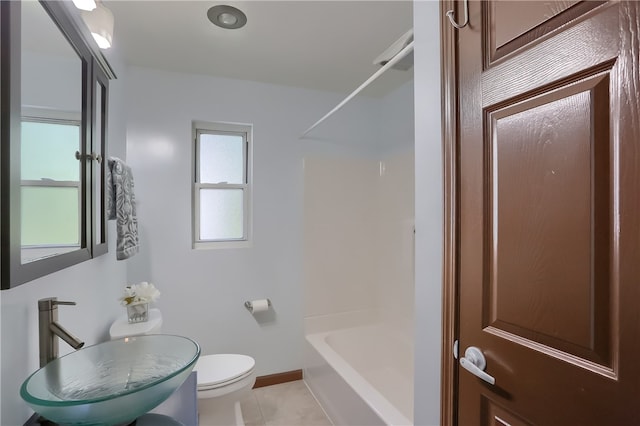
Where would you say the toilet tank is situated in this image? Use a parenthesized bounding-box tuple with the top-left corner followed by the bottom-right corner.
(109, 308, 163, 339)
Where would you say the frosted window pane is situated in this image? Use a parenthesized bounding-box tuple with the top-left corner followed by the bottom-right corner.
(22, 186, 79, 245)
(199, 189, 244, 240)
(199, 134, 244, 184)
(21, 121, 80, 181)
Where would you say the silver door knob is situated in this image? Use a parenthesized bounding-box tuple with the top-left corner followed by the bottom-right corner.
(460, 346, 496, 385)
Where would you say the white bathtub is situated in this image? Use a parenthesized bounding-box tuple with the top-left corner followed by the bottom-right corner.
(304, 325, 414, 425)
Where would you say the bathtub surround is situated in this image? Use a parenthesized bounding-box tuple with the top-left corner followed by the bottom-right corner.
(304, 156, 381, 317)
(303, 72, 416, 423)
(303, 153, 415, 424)
(301, 8, 444, 422)
(303, 81, 415, 323)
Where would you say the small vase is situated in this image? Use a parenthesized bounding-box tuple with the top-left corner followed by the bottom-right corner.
(127, 302, 149, 323)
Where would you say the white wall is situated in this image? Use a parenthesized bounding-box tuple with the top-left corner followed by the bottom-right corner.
(0, 49, 129, 425)
(124, 66, 381, 376)
(413, 1, 444, 425)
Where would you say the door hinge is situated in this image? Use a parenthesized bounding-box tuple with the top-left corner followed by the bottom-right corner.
(453, 339, 459, 360)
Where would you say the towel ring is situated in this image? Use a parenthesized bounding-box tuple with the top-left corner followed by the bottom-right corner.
(446, 0, 469, 29)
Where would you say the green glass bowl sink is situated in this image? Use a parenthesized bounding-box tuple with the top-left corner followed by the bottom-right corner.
(20, 334, 200, 426)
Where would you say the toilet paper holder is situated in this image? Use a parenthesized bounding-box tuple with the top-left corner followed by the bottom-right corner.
(244, 299, 272, 312)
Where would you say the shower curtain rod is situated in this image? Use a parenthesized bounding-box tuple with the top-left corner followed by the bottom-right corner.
(300, 40, 415, 138)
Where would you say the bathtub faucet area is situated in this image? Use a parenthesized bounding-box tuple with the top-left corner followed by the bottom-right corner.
(38, 297, 84, 367)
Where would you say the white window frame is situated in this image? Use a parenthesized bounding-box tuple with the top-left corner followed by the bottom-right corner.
(21, 108, 82, 255)
(192, 121, 253, 249)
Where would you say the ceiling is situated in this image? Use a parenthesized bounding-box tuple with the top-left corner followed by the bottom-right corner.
(105, 1, 413, 97)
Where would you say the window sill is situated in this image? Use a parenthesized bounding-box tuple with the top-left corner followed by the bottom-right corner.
(193, 240, 253, 250)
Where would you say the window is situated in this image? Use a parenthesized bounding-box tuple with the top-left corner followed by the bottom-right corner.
(21, 116, 82, 262)
(193, 121, 252, 248)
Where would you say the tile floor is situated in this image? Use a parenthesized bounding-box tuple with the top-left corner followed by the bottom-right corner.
(198, 380, 332, 426)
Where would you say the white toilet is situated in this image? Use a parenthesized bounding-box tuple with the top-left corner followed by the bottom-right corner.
(109, 309, 256, 426)
(109, 308, 163, 339)
(193, 354, 257, 426)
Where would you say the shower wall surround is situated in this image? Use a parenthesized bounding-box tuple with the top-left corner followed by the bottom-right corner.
(304, 80, 415, 336)
(303, 152, 415, 333)
(302, 80, 415, 424)
(304, 156, 381, 317)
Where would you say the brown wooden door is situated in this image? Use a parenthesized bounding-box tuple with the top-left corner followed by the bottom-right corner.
(455, 1, 640, 424)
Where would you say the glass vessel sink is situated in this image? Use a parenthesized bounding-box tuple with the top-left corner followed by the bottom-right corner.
(20, 334, 200, 426)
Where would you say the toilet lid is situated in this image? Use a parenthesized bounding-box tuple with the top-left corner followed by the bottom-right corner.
(194, 354, 255, 388)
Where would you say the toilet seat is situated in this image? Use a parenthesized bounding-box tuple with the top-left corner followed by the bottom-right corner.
(194, 354, 255, 390)
(198, 369, 254, 391)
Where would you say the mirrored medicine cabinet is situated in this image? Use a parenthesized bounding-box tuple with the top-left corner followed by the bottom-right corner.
(1, 0, 116, 289)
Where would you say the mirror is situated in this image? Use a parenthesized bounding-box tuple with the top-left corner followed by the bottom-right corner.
(21, 0, 84, 263)
(1, 1, 114, 288)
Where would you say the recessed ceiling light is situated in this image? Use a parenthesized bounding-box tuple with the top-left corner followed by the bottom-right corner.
(81, 3, 114, 49)
(207, 5, 247, 30)
(72, 0, 96, 11)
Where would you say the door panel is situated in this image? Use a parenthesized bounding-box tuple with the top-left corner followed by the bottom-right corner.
(492, 1, 580, 47)
(456, 1, 640, 424)
(486, 73, 613, 367)
(482, 397, 531, 426)
(485, 1, 605, 65)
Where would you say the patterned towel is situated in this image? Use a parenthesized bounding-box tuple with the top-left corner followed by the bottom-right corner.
(107, 157, 139, 260)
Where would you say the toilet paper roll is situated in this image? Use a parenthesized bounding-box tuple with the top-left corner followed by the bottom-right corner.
(247, 299, 270, 314)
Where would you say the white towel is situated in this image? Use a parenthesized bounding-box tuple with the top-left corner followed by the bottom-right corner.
(107, 157, 139, 260)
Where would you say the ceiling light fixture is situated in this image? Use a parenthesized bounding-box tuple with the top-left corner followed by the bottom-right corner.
(72, 0, 96, 11)
(207, 5, 247, 30)
(82, 2, 114, 49)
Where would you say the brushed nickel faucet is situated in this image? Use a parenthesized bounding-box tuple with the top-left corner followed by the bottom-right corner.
(38, 297, 85, 367)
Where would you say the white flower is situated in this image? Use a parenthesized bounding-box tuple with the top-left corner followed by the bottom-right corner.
(135, 281, 161, 302)
(120, 282, 160, 305)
